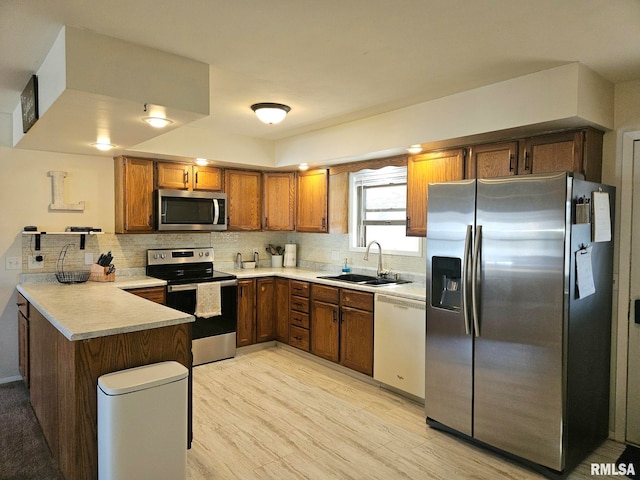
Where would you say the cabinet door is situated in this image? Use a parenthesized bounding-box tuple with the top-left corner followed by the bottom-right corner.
(519, 131, 583, 176)
(467, 141, 518, 179)
(297, 169, 328, 233)
(275, 278, 290, 343)
(406, 148, 465, 237)
(194, 166, 223, 191)
(18, 311, 29, 387)
(114, 157, 155, 233)
(127, 286, 166, 304)
(225, 169, 262, 231)
(311, 300, 339, 362)
(157, 162, 190, 190)
(256, 278, 275, 343)
(340, 306, 373, 376)
(236, 279, 256, 347)
(263, 172, 296, 231)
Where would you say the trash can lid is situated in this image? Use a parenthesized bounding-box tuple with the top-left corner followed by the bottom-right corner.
(98, 361, 188, 395)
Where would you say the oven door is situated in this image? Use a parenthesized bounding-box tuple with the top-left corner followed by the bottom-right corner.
(166, 280, 237, 365)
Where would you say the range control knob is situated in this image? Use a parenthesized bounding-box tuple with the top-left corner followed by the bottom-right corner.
(161, 253, 166, 259)
(205, 251, 210, 257)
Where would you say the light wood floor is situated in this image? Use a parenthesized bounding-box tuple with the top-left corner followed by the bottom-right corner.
(187, 346, 624, 479)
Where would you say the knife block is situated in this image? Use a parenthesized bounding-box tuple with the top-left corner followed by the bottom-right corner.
(88, 263, 115, 282)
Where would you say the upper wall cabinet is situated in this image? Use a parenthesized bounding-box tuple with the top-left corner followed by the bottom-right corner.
(225, 169, 262, 231)
(263, 172, 296, 231)
(297, 169, 329, 233)
(114, 156, 155, 233)
(518, 128, 603, 182)
(467, 141, 519, 179)
(406, 148, 466, 237)
(156, 162, 223, 191)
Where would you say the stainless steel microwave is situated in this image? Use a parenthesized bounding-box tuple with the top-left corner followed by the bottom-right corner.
(156, 189, 227, 231)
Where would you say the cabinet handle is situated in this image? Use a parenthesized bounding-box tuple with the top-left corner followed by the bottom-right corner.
(333, 311, 337, 323)
(265, 217, 268, 228)
(16, 302, 26, 307)
(524, 151, 530, 171)
(195, 172, 199, 184)
(397, 374, 405, 380)
(509, 153, 514, 172)
(240, 286, 244, 298)
(322, 217, 326, 229)
(406, 217, 410, 228)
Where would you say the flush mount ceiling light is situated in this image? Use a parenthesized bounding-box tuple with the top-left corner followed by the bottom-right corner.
(142, 103, 173, 128)
(250, 102, 291, 124)
(407, 145, 423, 154)
(298, 163, 309, 171)
(195, 158, 208, 166)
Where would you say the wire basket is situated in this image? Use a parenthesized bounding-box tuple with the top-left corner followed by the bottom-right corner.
(55, 244, 90, 284)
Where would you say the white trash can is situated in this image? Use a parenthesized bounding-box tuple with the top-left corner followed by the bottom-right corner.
(97, 361, 188, 480)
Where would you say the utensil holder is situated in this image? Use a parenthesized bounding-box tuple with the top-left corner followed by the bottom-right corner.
(271, 255, 283, 268)
(88, 263, 115, 282)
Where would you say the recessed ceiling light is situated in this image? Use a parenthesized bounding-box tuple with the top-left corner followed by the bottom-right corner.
(142, 116, 174, 128)
(195, 158, 208, 166)
(92, 141, 115, 151)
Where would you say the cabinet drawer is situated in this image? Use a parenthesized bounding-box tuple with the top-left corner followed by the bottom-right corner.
(312, 284, 339, 304)
(341, 289, 374, 311)
(289, 325, 310, 351)
(290, 280, 310, 298)
(290, 296, 310, 313)
(127, 286, 166, 304)
(17, 292, 29, 318)
(290, 310, 310, 329)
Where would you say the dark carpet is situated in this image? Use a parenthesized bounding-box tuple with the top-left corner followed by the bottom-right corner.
(616, 444, 640, 479)
(0, 381, 63, 480)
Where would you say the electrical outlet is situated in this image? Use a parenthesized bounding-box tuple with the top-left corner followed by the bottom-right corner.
(85, 253, 94, 265)
(6, 256, 21, 270)
(28, 255, 44, 269)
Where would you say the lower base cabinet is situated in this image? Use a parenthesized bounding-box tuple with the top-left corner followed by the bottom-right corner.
(237, 277, 278, 347)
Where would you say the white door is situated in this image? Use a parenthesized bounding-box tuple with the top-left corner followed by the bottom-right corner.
(627, 139, 640, 444)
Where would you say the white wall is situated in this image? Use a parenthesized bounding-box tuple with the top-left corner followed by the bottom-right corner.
(0, 147, 114, 381)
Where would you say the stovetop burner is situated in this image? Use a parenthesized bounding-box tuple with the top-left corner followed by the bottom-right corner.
(146, 248, 236, 284)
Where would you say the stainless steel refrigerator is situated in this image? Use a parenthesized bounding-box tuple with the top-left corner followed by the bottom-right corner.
(425, 172, 614, 474)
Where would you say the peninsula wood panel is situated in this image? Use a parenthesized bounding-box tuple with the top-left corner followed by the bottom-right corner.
(263, 172, 296, 231)
(28, 304, 192, 480)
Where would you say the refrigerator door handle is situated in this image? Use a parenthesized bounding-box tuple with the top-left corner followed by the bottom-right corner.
(462, 225, 472, 335)
(472, 225, 482, 337)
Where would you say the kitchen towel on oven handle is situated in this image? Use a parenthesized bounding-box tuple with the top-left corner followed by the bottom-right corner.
(194, 282, 222, 318)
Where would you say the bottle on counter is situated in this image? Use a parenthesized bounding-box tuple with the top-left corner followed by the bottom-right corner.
(342, 258, 351, 273)
(235, 252, 242, 268)
(254, 251, 259, 266)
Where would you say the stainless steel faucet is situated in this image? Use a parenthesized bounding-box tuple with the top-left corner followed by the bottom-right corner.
(363, 241, 383, 277)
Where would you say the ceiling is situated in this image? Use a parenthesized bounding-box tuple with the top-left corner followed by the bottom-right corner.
(1, 0, 639, 161)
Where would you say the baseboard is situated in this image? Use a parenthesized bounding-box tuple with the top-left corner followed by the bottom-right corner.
(0, 375, 23, 385)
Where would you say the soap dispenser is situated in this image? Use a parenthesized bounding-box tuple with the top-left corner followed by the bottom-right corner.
(342, 258, 351, 273)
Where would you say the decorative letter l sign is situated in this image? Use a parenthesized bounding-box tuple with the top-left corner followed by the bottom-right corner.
(48, 171, 85, 211)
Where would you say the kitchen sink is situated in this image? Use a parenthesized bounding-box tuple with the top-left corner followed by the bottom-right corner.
(316, 273, 411, 287)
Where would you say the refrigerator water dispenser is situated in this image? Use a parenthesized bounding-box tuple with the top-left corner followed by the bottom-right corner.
(432, 256, 461, 310)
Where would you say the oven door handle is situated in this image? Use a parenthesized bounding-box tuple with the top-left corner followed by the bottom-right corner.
(167, 279, 238, 293)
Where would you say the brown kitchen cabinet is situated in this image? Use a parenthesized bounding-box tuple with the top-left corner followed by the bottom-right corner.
(17, 292, 29, 387)
(275, 278, 290, 343)
(311, 284, 340, 363)
(236, 278, 256, 347)
(289, 280, 310, 351)
(225, 169, 262, 231)
(156, 162, 223, 191)
(406, 148, 465, 237)
(340, 289, 374, 376)
(126, 286, 166, 304)
(297, 169, 329, 233)
(263, 172, 296, 231)
(467, 141, 519, 179)
(114, 156, 155, 233)
(518, 128, 603, 182)
(256, 277, 276, 343)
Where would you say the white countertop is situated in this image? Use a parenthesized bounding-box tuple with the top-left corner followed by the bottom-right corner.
(227, 267, 427, 301)
(17, 268, 425, 342)
(17, 277, 193, 342)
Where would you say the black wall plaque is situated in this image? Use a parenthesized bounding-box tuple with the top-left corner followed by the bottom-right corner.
(21, 75, 39, 134)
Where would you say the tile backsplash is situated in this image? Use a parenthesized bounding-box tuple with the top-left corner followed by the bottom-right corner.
(21, 231, 426, 281)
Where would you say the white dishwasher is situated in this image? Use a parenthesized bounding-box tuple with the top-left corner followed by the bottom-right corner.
(374, 293, 426, 399)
